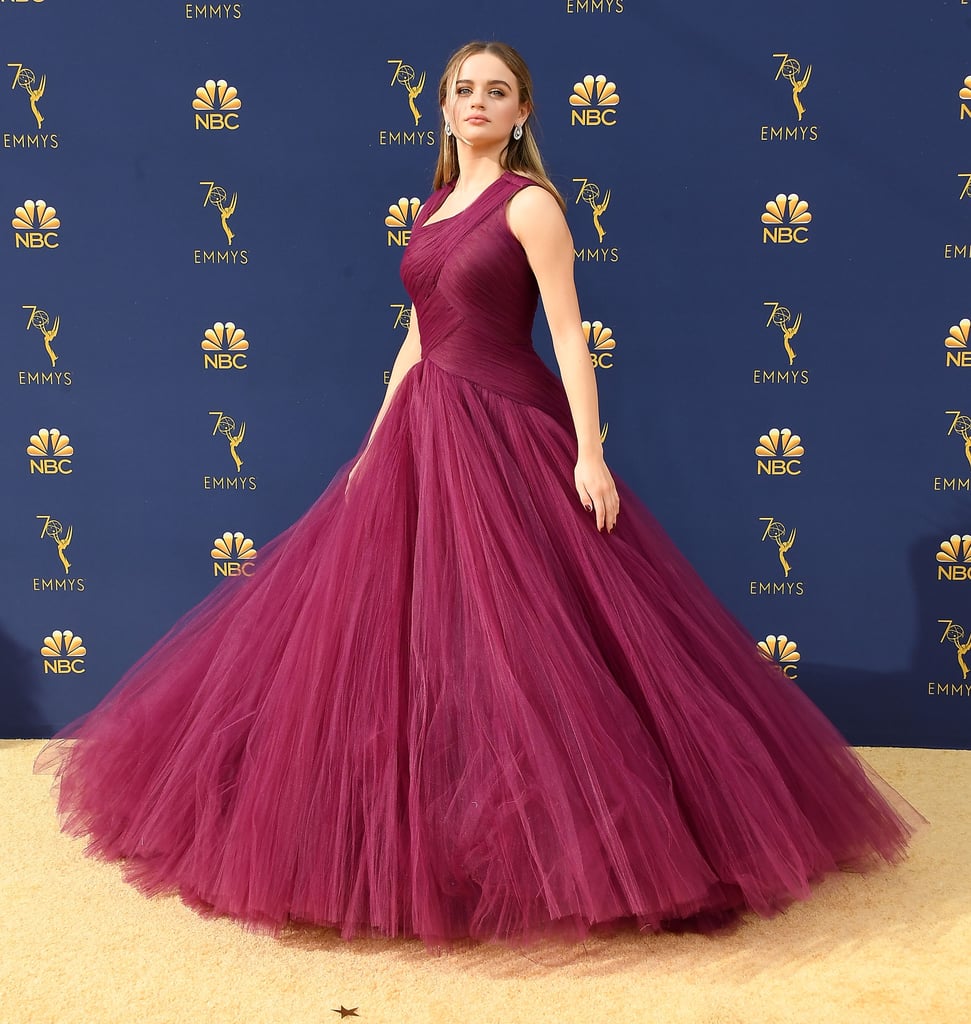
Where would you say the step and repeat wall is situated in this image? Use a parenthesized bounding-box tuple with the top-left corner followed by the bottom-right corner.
(3, 1, 969, 748)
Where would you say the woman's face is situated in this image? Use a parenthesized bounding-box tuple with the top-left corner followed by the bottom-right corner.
(444, 52, 529, 148)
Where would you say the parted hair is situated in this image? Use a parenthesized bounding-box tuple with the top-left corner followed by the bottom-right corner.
(433, 41, 566, 213)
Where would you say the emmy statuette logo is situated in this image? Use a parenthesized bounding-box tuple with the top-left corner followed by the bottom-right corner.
(750, 518, 804, 596)
(13, 199, 59, 249)
(386, 197, 421, 246)
(756, 428, 804, 476)
(934, 411, 971, 491)
(761, 54, 817, 142)
(758, 635, 800, 679)
(37, 515, 72, 574)
(4, 62, 56, 148)
(211, 532, 257, 577)
(41, 630, 86, 675)
(209, 411, 245, 472)
(202, 321, 248, 370)
(380, 60, 435, 146)
(27, 427, 73, 475)
(34, 514, 84, 592)
(765, 302, 801, 366)
(569, 74, 620, 126)
(761, 194, 811, 244)
(754, 302, 810, 385)
(204, 410, 256, 491)
(8, 63, 44, 128)
(939, 620, 971, 681)
(583, 320, 616, 369)
(17, 305, 71, 386)
(196, 182, 247, 263)
(774, 54, 811, 121)
(931, 620, 971, 696)
(572, 178, 618, 263)
(193, 79, 241, 130)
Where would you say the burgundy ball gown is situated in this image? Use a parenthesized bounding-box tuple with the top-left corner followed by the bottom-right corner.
(33, 171, 925, 951)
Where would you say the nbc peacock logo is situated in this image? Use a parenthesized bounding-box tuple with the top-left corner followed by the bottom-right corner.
(13, 198, 59, 249)
(386, 197, 421, 246)
(211, 531, 257, 577)
(569, 74, 620, 126)
(201, 321, 248, 370)
(936, 535, 971, 581)
(27, 427, 73, 475)
(583, 320, 616, 369)
(944, 319, 971, 369)
(756, 427, 803, 476)
(960, 76, 971, 120)
(41, 629, 86, 675)
(761, 194, 811, 244)
(758, 634, 800, 679)
(193, 79, 241, 130)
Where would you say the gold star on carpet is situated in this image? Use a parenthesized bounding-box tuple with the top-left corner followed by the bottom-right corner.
(331, 1007, 359, 1019)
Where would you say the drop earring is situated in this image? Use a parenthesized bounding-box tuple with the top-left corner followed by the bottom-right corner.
(513, 123, 523, 141)
(445, 122, 453, 137)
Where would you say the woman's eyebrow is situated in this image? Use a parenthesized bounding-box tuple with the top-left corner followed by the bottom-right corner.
(456, 78, 512, 89)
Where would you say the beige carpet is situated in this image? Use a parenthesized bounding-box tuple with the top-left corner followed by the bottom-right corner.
(2, 740, 968, 1024)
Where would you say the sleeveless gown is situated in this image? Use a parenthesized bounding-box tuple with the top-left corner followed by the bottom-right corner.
(33, 171, 926, 951)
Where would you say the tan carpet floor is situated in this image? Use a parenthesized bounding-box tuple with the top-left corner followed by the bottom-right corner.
(1, 739, 968, 1024)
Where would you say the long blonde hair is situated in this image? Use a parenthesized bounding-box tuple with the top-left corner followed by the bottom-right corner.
(433, 41, 566, 213)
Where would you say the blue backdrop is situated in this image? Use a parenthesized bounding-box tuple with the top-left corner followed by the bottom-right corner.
(2, 0, 969, 748)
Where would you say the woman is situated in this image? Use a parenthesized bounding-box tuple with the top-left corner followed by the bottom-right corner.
(35, 41, 925, 952)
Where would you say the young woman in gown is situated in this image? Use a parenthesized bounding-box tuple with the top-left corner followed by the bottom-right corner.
(34, 41, 926, 952)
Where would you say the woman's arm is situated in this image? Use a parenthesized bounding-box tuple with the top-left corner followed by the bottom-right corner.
(507, 187, 619, 532)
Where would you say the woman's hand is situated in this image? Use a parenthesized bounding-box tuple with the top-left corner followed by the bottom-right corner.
(575, 454, 619, 532)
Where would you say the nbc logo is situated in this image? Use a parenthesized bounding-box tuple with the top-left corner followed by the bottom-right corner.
(569, 74, 619, 126)
(761, 194, 811, 244)
(12, 199, 59, 249)
(960, 77, 971, 120)
(583, 320, 616, 369)
(27, 427, 73, 475)
(758, 634, 800, 679)
(756, 427, 803, 476)
(193, 79, 241, 130)
(945, 319, 971, 368)
(936, 535, 971, 581)
(211, 531, 257, 577)
(202, 321, 248, 370)
(41, 630, 86, 675)
(386, 197, 421, 246)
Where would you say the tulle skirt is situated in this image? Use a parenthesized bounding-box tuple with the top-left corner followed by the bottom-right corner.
(34, 356, 926, 951)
